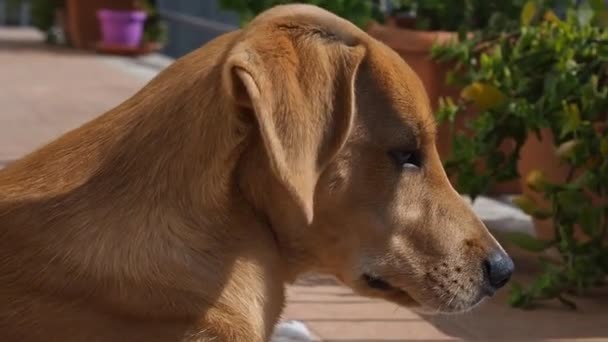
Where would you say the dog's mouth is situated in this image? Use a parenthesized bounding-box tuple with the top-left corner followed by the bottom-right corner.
(358, 273, 420, 307)
(359, 271, 486, 314)
(362, 273, 409, 295)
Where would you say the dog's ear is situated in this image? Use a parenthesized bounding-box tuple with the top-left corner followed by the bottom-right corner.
(223, 34, 365, 224)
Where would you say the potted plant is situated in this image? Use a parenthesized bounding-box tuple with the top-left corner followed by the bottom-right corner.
(432, 0, 608, 309)
(94, 0, 167, 55)
(97, 8, 147, 49)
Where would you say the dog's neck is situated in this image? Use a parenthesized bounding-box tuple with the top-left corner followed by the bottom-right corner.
(0, 39, 286, 340)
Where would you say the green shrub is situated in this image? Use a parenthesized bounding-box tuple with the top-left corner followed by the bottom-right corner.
(220, 0, 528, 33)
(433, 0, 608, 309)
(136, 0, 168, 44)
(30, 0, 58, 33)
(391, 0, 526, 32)
(219, 0, 383, 28)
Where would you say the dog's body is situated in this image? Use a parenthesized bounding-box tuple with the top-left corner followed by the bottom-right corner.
(0, 5, 513, 341)
(0, 29, 286, 341)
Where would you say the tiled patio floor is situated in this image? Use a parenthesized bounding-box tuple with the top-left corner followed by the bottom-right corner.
(0, 28, 149, 165)
(285, 251, 608, 341)
(2, 27, 608, 342)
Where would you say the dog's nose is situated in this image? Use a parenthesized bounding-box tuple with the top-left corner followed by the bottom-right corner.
(483, 250, 514, 291)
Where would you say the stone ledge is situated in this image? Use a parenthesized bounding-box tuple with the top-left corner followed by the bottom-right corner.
(464, 195, 535, 237)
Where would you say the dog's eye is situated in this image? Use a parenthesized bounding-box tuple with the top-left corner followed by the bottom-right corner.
(388, 150, 422, 170)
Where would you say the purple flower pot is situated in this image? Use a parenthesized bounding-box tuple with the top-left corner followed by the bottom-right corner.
(97, 9, 147, 48)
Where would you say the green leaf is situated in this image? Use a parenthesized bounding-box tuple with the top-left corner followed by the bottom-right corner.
(572, 171, 597, 188)
(436, 97, 460, 123)
(530, 273, 554, 297)
(600, 252, 608, 273)
(561, 103, 582, 137)
(507, 232, 554, 252)
(596, 10, 608, 27)
(556, 190, 586, 211)
(600, 137, 608, 157)
(521, 1, 537, 26)
(580, 207, 601, 237)
(512, 195, 539, 215)
(508, 282, 534, 308)
(589, 0, 606, 12)
(577, 1, 594, 26)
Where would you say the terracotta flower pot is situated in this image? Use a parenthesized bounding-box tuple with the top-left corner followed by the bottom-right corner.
(385, 13, 417, 30)
(367, 22, 521, 195)
(518, 125, 607, 240)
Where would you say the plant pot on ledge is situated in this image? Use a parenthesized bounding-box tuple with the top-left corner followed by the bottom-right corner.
(98, 9, 147, 47)
(518, 124, 608, 240)
(367, 22, 521, 195)
(95, 9, 155, 56)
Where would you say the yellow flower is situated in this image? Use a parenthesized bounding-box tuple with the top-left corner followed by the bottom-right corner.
(521, 1, 537, 26)
(543, 10, 560, 23)
(460, 82, 506, 112)
(525, 170, 547, 192)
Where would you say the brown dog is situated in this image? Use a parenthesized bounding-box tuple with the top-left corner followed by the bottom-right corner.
(0, 4, 513, 341)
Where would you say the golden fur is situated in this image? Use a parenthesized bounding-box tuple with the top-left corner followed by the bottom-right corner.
(0, 4, 508, 341)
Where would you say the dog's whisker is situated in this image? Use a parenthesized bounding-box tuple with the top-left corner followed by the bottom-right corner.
(445, 287, 459, 308)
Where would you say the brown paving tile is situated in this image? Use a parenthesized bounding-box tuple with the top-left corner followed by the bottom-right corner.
(284, 276, 468, 341)
(307, 321, 460, 341)
(285, 273, 608, 341)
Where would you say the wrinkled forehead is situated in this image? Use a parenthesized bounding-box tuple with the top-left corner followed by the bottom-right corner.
(355, 43, 436, 148)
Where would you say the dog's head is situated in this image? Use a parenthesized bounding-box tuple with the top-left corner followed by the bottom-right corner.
(224, 4, 513, 313)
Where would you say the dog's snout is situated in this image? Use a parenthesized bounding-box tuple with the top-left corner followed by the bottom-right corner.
(483, 250, 514, 291)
